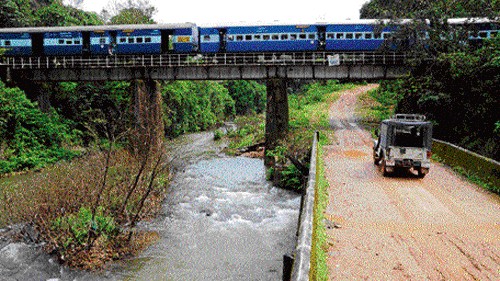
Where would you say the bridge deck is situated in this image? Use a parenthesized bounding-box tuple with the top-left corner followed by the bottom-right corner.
(1, 52, 411, 81)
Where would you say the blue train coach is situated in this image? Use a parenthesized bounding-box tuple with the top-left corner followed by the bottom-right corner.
(225, 24, 320, 52)
(325, 20, 397, 52)
(114, 28, 161, 55)
(0, 32, 32, 56)
(43, 31, 83, 56)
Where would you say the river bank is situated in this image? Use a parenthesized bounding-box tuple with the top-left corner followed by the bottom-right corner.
(0, 128, 301, 280)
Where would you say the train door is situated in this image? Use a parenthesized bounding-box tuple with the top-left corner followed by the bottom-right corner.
(82, 31, 91, 56)
(109, 31, 117, 54)
(161, 30, 173, 53)
(31, 33, 44, 56)
(219, 28, 227, 52)
(317, 26, 326, 51)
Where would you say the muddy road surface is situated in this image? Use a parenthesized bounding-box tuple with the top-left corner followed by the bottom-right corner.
(324, 85, 500, 280)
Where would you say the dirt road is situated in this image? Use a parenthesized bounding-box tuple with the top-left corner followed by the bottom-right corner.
(323, 85, 500, 280)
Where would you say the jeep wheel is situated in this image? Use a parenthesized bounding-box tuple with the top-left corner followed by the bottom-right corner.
(417, 168, 428, 178)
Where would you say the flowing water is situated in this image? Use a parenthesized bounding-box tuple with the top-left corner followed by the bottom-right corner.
(115, 130, 301, 280)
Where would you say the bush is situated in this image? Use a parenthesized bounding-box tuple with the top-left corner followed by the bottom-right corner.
(213, 129, 224, 140)
(0, 81, 79, 173)
(51, 206, 118, 249)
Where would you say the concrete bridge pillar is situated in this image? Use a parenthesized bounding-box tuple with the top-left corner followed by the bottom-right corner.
(265, 78, 289, 156)
(130, 79, 164, 156)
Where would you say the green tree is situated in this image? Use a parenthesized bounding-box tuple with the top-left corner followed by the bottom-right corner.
(162, 81, 235, 137)
(53, 82, 132, 144)
(396, 38, 500, 159)
(103, 0, 157, 24)
(33, 0, 102, 26)
(360, 0, 499, 19)
(0, 0, 34, 27)
(224, 80, 266, 115)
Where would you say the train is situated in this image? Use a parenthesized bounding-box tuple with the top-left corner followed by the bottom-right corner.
(0, 18, 498, 57)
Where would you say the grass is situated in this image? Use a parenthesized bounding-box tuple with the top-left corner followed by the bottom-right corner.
(221, 114, 265, 154)
(356, 82, 402, 137)
(310, 142, 330, 281)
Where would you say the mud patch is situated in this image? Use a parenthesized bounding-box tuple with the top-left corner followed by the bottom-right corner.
(343, 150, 368, 158)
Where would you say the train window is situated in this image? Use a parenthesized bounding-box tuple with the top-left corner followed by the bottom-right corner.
(327, 33, 334, 39)
(299, 34, 306, 39)
(479, 32, 487, 38)
(374, 33, 382, 39)
(145, 37, 152, 43)
(128, 38, 134, 43)
(137, 37, 143, 43)
(67, 40, 73, 45)
(120, 38, 126, 43)
(382, 33, 391, 39)
(227, 35, 234, 41)
(263, 35, 270, 40)
(308, 33, 315, 39)
(290, 34, 297, 40)
(99, 38, 106, 44)
(74, 40, 80, 45)
(59, 39, 65, 44)
(203, 35, 210, 42)
(336, 33, 344, 39)
(236, 35, 243, 41)
(5, 40, 10, 46)
(355, 33, 363, 39)
(245, 35, 252, 41)
(491, 31, 498, 38)
(281, 34, 288, 40)
(254, 34, 261, 40)
(345, 33, 353, 39)
(272, 34, 279, 40)
(365, 33, 372, 39)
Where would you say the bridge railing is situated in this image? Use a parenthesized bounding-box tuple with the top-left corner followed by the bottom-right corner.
(1, 52, 408, 70)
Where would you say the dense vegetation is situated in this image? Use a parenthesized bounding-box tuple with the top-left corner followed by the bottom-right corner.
(0, 81, 79, 173)
(360, 0, 499, 19)
(360, 0, 500, 161)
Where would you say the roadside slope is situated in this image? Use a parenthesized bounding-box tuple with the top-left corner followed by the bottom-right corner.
(323, 85, 500, 280)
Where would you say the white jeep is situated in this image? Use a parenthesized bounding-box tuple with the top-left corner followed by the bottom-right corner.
(373, 114, 433, 178)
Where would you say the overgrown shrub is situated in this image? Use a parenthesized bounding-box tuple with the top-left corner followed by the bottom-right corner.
(0, 148, 169, 269)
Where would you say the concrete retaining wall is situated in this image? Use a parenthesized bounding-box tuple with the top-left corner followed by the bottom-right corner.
(288, 131, 319, 281)
(433, 139, 500, 190)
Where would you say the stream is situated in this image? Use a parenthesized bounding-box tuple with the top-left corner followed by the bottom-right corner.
(0, 129, 301, 281)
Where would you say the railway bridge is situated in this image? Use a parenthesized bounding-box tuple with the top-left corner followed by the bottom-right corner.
(0, 51, 410, 150)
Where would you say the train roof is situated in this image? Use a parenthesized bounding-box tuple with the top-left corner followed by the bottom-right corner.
(198, 19, 415, 28)
(447, 17, 499, 24)
(0, 23, 196, 33)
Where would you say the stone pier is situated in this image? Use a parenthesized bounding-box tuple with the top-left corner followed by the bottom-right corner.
(265, 79, 289, 155)
(130, 79, 164, 156)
